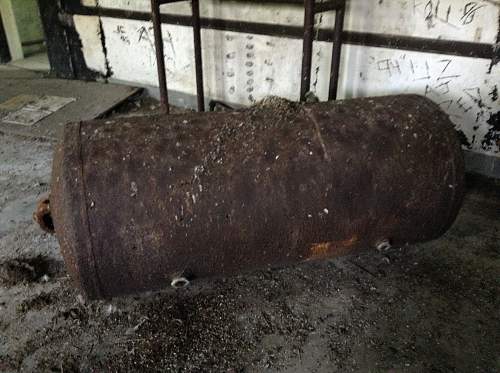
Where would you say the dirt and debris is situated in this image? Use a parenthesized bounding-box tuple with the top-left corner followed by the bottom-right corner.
(0, 257, 60, 286)
(107, 93, 194, 118)
(0, 97, 499, 372)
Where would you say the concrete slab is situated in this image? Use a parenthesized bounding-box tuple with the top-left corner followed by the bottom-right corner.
(0, 68, 140, 140)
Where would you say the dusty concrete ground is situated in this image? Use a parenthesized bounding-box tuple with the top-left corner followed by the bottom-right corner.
(0, 102, 499, 372)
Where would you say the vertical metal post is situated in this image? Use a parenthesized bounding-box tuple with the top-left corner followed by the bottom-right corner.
(328, 1, 345, 101)
(151, 0, 169, 114)
(300, 0, 315, 102)
(191, 0, 205, 112)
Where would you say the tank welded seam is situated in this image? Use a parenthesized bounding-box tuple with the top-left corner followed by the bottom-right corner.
(413, 97, 458, 235)
(303, 107, 331, 162)
(423, 96, 460, 234)
(77, 122, 104, 298)
(443, 124, 460, 233)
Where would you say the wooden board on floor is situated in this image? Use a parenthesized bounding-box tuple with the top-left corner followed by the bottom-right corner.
(0, 69, 140, 140)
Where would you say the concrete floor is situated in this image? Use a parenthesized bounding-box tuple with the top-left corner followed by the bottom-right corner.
(8, 52, 50, 72)
(0, 100, 499, 372)
(0, 66, 140, 140)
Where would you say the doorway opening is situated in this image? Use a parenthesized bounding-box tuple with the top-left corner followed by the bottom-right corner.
(0, 0, 49, 71)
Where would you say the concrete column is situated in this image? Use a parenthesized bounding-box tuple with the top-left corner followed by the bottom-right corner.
(0, 0, 23, 61)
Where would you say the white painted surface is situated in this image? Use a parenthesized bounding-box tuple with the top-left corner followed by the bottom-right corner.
(74, 15, 107, 74)
(346, 0, 499, 43)
(75, 0, 500, 158)
(97, 0, 306, 26)
(96, 0, 498, 43)
(98, 18, 314, 102)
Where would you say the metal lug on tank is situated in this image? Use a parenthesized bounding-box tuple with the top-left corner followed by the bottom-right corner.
(170, 275, 191, 289)
(33, 194, 54, 234)
(375, 239, 392, 252)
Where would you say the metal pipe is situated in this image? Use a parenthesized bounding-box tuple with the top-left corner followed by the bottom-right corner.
(328, 1, 345, 100)
(151, 0, 169, 114)
(300, 0, 315, 101)
(191, 0, 205, 112)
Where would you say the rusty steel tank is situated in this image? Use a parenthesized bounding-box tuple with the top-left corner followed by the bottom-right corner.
(46, 95, 464, 299)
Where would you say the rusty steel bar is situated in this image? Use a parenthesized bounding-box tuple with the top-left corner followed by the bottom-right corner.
(328, 0, 345, 100)
(50, 95, 465, 299)
(192, 0, 205, 112)
(300, 0, 315, 101)
(314, 0, 344, 13)
(151, 0, 169, 114)
(300, 0, 345, 101)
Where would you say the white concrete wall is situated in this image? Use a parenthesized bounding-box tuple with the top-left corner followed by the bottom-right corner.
(74, 0, 500, 157)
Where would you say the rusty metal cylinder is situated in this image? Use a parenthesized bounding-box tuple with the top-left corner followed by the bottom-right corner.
(51, 95, 464, 299)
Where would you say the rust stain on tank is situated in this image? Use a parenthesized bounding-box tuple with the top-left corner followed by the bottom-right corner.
(309, 236, 358, 260)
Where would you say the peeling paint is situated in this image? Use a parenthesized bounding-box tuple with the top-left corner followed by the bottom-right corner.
(457, 129, 472, 149)
(482, 111, 500, 151)
(98, 17, 113, 79)
(487, 13, 500, 72)
(73, 15, 107, 76)
(490, 85, 499, 102)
